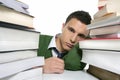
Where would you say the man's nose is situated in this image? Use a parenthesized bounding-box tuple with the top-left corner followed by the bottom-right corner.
(70, 34, 77, 43)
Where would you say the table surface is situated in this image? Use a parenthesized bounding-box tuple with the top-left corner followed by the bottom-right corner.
(43, 70, 99, 80)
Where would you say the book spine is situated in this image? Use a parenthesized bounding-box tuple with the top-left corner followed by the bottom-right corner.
(87, 65, 120, 80)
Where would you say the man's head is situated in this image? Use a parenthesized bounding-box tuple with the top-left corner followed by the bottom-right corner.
(57, 10, 91, 52)
(65, 10, 91, 25)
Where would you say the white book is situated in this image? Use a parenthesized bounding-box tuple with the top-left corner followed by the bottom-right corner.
(79, 38, 120, 51)
(1, 68, 43, 80)
(0, 22, 40, 52)
(87, 16, 120, 29)
(82, 49, 120, 74)
(0, 50, 37, 64)
(0, 57, 44, 79)
(9, 68, 43, 80)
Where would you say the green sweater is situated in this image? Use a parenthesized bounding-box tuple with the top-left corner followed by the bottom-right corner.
(37, 34, 86, 70)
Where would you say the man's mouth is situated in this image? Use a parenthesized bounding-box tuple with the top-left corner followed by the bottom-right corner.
(66, 42, 74, 48)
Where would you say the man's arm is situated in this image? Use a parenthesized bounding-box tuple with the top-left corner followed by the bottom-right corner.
(43, 57, 64, 74)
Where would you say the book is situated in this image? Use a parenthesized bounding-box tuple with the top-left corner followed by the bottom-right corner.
(0, 0, 29, 14)
(91, 13, 117, 23)
(87, 65, 120, 80)
(94, 0, 120, 19)
(81, 49, 120, 74)
(0, 68, 43, 80)
(0, 57, 44, 79)
(87, 16, 120, 29)
(79, 38, 120, 51)
(0, 22, 40, 52)
(89, 24, 120, 36)
(4, 68, 43, 80)
(91, 32, 120, 38)
(1, 66, 43, 80)
(0, 4, 34, 28)
(98, 0, 108, 10)
(0, 50, 37, 64)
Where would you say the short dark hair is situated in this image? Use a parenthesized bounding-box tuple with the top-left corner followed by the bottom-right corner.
(65, 10, 91, 25)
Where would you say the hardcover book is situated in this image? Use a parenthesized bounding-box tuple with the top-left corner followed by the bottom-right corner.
(0, 4, 34, 28)
(79, 38, 120, 51)
(87, 16, 120, 29)
(87, 65, 120, 80)
(82, 49, 120, 75)
(0, 22, 40, 52)
(89, 24, 120, 36)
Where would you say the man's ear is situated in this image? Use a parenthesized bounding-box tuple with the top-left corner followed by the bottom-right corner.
(62, 23, 65, 31)
(62, 23, 65, 28)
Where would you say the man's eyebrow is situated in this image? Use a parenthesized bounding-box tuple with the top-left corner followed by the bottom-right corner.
(67, 26, 75, 31)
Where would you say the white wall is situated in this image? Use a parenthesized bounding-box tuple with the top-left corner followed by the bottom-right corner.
(20, 0, 98, 35)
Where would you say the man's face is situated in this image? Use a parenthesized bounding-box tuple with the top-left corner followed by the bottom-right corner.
(60, 18, 88, 51)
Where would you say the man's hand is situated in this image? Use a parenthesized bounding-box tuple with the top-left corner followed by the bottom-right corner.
(43, 57, 64, 74)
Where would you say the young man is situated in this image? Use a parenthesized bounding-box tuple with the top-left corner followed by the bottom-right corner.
(37, 10, 91, 74)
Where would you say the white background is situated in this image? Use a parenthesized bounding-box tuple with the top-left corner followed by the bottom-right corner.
(20, 0, 98, 35)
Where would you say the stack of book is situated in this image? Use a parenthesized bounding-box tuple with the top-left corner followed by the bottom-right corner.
(0, 1, 44, 80)
(79, 14, 120, 80)
(91, 0, 120, 23)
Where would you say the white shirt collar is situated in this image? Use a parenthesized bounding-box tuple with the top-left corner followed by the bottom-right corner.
(48, 35, 56, 49)
(48, 35, 58, 57)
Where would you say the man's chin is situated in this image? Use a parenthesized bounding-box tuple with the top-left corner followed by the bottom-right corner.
(65, 47, 72, 51)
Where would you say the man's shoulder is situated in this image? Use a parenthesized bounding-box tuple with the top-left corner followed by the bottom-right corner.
(40, 34, 53, 40)
(40, 34, 53, 37)
(39, 34, 53, 46)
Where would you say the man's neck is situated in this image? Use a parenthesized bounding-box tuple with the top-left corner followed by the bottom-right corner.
(56, 34, 66, 53)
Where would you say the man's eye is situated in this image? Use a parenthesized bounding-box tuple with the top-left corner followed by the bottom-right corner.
(78, 34, 86, 39)
(68, 27, 74, 33)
